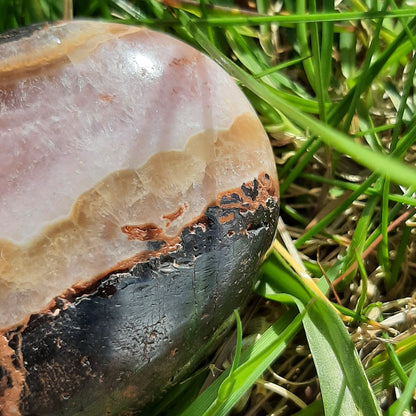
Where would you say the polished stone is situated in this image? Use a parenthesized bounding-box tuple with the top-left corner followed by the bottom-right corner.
(0, 21, 279, 415)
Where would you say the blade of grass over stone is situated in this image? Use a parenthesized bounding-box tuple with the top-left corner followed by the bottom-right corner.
(143, 369, 209, 416)
(180, 308, 301, 416)
(178, 12, 416, 190)
(244, 90, 284, 126)
(203, 314, 306, 416)
(231, 310, 243, 373)
(210, 310, 244, 413)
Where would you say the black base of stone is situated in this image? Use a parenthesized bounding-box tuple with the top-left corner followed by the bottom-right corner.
(1, 187, 279, 416)
(0, 23, 46, 44)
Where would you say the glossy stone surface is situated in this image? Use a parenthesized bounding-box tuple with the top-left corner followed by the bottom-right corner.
(0, 21, 279, 415)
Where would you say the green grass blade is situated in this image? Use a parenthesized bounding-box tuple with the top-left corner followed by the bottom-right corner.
(379, 178, 392, 286)
(391, 47, 416, 149)
(355, 248, 369, 317)
(368, 334, 416, 394)
(340, 191, 379, 279)
(328, 16, 416, 127)
(296, 0, 316, 91)
(293, 399, 324, 415)
(320, 0, 334, 97)
(295, 174, 378, 248)
(197, 8, 416, 26)
(203, 311, 305, 416)
(302, 297, 381, 416)
(340, 30, 357, 80)
(342, 0, 388, 133)
(384, 360, 416, 415)
(180, 308, 301, 416)
(278, 135, 319, 179)
(261, 250, 382, 415)
(254, 56, 310, 79)
(178, 13, 416, 190)
(280, 139, 323, 196)
(381, 331, 408, 387)
(309, 0, 327, 121)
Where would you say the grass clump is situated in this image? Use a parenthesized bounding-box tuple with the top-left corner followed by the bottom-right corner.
(3, 0, 416, 414)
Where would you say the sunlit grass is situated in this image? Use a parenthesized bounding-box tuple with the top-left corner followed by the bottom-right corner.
(3, 0, 416, 414)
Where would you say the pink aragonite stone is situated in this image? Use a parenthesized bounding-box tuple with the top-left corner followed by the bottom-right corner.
(0, 20, 278, 415)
